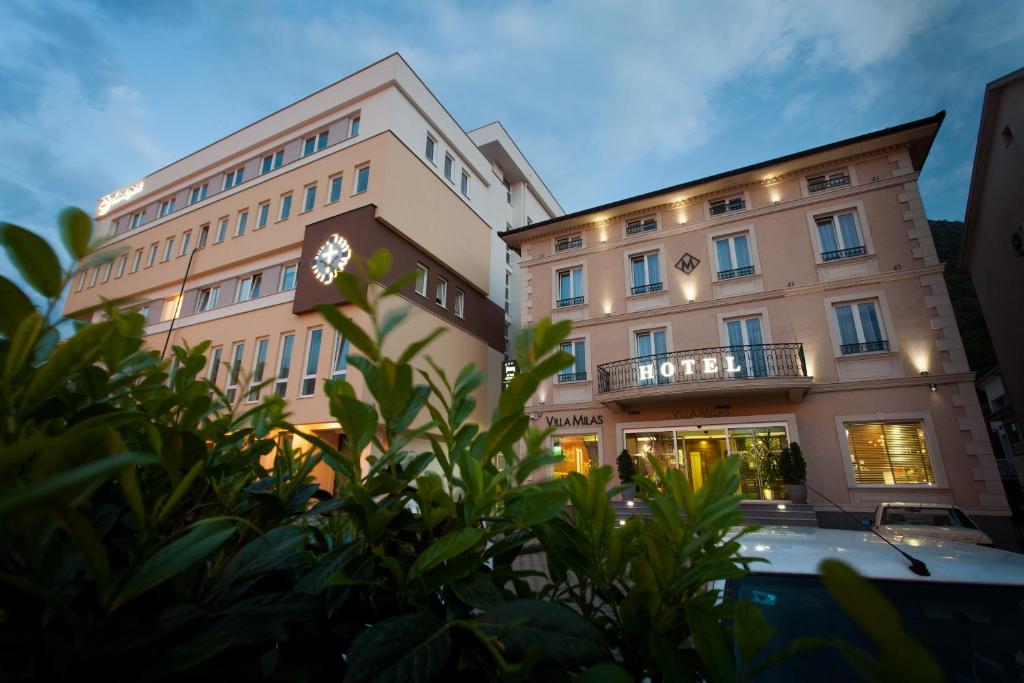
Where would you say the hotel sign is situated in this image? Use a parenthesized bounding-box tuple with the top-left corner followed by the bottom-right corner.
(546, 414, 604, 428)
(311, 233, 352, 284)
(502, 360, 519, 389)
(97, 180, 144, 216)
(639, 355, 743, 381)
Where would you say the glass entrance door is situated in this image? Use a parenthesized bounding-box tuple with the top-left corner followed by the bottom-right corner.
(676, 428, 728, 491)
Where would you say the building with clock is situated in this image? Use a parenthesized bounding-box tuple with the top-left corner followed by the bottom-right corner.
(64, 54, 561, 489)
(501, 112, 1015, 545)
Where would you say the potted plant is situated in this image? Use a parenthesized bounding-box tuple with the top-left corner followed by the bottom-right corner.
(617, 448, 637, 500)
(778, 442, 808, 504)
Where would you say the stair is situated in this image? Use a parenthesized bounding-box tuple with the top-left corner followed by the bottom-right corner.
(607, 499, 818, 527)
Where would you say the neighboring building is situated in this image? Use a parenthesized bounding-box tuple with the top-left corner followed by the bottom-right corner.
(962, 66, 1024, 502)
(64, 54, 561, 489)
(503, 112, 1016, 545)
(977, 367, 1023, 485)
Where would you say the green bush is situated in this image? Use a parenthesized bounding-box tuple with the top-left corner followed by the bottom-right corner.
(616, 447, 636, 484)
(778, 442, 807, 485)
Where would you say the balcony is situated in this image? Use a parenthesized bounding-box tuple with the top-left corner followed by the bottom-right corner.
(596, 343, 811, 405)
(555, 236, 583, 252)
(558, 371, 589, 383)
(840, 340, 889, 355)
(709, 199, 746, 216)
(808, 175, 850, 193)
(717, 265, 755, 280)
(556, 295, 585, 308)
(630, 282, 663, 295)
(821, 245, 867, 262)
(626, 219, 657, 235)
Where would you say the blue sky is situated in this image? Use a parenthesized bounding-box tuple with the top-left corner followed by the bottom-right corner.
(1, 0, 1023, 269)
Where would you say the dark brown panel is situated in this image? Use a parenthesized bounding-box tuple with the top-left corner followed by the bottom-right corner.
(293, 204, 505, 352)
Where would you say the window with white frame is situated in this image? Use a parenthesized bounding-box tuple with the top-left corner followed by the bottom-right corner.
(460, 170, 470, 197)
(634, 328, 668, 386)
(280, 264, 298, 291)
(260, 150, 284, 175)
(355, 165, 369, 194)
(328, 174, 343, 203)
(235, 210, 248, 236)
(131, 248, 143, 273)
(845, 420, 934, 485)
(807, 170, 850, 193)
(556, 266, 584, 307)
(349, 116, 360, 137)
(555, 234, 583, 252)
(625, 217, 657, 235)
(223, 167, 244, 190)
(709, 195, 745, 216)
(331, 332, 349, 380)
(303, 184, 317, 212)
(833, 299, 887, 355)
(208, 346, 223, 386)
(425, 134, 436, 163)
(279, 194, 292, 221)
(146, 243, 158, 268)
(275, 333, 294, 397)
(160, 296, 181, 322)
(714, 232, 755, 279)
(435, 276, 448, 308)
(215, 217, 228, 243)
(158, 198, 175, 218)
(101, 260, 112, 283)
(629, 252, 662, 295)
(195, 286, 219, 313)
(115, 254, 128, 279)
(300, 328, 322, 396)
(226, 342, 245, 402)
(454, 289, 465, 318)
(558, 339, 587, 382)
(816, 211, 865, 261)
(256, 202, 270, 229)
(197, 224, 209, 249)
(444, 154, 453, 180)
(303, 131, 329, 156)
(415, 264, 428, 296)
(503, 178, 511, 205)
(139, 303, 149, 321)
(724, 315, 767, 377)
(162, 237, 175, 262)
(75, 271, 86, 291)
(189, 184, 208, 205)
(179, 231, 192, 256)
(236, 274, 262, 302)
(130, 211, 145, 229)
(247, 337, 270, 402)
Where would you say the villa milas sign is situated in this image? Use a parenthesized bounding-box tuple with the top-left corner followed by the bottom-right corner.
(639, 355, 744, 381)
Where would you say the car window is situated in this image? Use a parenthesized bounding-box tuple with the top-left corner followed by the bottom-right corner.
(881, 507, 958, 527)
(727, 574, 1024, 681)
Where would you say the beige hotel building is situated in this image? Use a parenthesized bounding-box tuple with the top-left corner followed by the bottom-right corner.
(502, 113, 1014, 542)
(64, 54, 561, 489)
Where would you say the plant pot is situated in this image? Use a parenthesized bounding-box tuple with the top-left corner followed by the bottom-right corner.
(786, 484, 808, 504)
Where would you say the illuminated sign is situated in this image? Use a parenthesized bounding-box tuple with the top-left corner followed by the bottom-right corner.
(97, 180, 144, 216)
(312, 233, 352, 284)
(502, 360, 519, 389)
(545, 414, 604, 427)
(638, 355, 742, 381)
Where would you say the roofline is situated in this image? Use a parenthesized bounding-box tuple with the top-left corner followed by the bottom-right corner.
(500, 111, 946, 239)
(960, 66, 1024, 272)
(468, 120, 565, 214)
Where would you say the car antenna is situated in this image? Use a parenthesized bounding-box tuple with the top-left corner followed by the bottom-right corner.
(805, 483, 930, 577)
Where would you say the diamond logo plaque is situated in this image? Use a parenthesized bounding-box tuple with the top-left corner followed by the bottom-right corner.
(674, 252, 701, 274)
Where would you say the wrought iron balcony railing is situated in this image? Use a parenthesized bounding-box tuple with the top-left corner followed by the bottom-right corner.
(597, 343, 807, 393)
(558, 371, 589, 383)
(626, 219, 657, 235)
(821, 245, 867, 261)
(717, 265, 756, 280)
(840, 340, 889, 355)
(555, 236, 583, 252)
(630, 282, 663, 296)
(556, 296, 585, 308)
(709, 199, 746, 216)
(808, 175, 850, 193)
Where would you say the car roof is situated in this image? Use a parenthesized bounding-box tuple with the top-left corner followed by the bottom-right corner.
(738, 527, 1024, 585)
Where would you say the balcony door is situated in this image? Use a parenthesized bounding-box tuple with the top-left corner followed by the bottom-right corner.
(725, 317, 767, 377)
(635, 328, 668, 386)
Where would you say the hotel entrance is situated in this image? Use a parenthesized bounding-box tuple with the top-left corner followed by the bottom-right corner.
(624, 424, 789, 499)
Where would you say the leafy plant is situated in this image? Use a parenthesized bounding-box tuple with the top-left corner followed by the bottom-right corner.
(777, 442, 806, 485)
(616, 447, 635, 484)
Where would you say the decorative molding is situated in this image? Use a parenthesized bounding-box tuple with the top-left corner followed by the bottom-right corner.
(951, 381, 1010, 510)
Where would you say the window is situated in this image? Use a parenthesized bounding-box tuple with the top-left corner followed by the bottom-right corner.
(179, 231, 192, 256)
(454, 289, 465, 318)
(807, 170, 850, 193)
(460, 170, 470, 197)
(257, 202, 270, 229)
(725, 316, 767, 377)
(215, 217, 228, 243)
(101, 261, 112, 283)
(555, 235, 583, 252)
(115, 254, 127, 278)
(74, 271, 86, 292)
(130, 211, 145, 229)
(303, 184, 317, 212)
(714, 233, 755, 279)
(162, 237, 175, 262)
(275, 333, 294, 397)
(139, 303, 149, 321)
(247, 338, 270, 402)
(552, 434, 598, 477)
(558, 339, 587, 382)
(355, 166, 369, 194)
(278, 264, 297, 291)
(630, 252, 662, 295)
(146, 243, 158, 268)
(635, 329, 668, 386)
(300, 328, 322, 396)
(223, 167, 244, 190)
(845, 421, 934, 485)
(131, 248, 143, 273)
(236, 274, 262, 302)
(331, 332, 349, 380)
(260, 150, 284, 175)
(235, 210, 248, 236)
(197, 224, 209, 249)
(349, 116, 360, 137)
(556, 266, 584, 307)
(189, 184, 208, 205)
(303, 131, 328, 156)
(505, 271, 511, 313)
(626, 217, 657, 235)
(834, 300, 887, 354)
(195, 286, 219, 313)
(86, 267, 96, 288)
(415, 264, 428, 296)
(226, 342, 244, 402)
(279, 193, 292, 221)
(208, 346, 223, 385)
(158, 198, 175, 218)
(161, 296, 181, 322)
(817, 211, 865, 261)
(329, 175, 343, 203)
(435, 276, 448, 308)
(503, 178, 511, 205)
(709, 195, 745, 216)
(444, 154, 453, 180)
(425, 134, 435, 162)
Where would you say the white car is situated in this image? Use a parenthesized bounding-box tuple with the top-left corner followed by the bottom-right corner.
(871, 501, 994, 546)
(725, 527, 1024, 680)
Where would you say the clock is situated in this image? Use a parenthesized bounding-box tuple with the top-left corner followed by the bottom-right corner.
(311, 233, 352, 284)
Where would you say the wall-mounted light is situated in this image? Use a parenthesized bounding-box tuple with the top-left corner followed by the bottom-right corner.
(919, 370, 929, 377)
(929, 384, 937, 392)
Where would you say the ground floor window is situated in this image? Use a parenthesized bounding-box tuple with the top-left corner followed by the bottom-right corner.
(624, 424, 789, 499)
(552, 434, 599, 478)
(845, 421, 934, 485)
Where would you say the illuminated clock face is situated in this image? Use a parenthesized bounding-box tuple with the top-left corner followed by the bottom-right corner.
(311, 233, 352, 284)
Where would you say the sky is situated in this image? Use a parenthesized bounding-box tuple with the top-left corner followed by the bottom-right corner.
(1, 0, 1023, 283)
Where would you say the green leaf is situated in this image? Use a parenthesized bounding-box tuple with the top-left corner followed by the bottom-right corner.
(410, 527, 483, 577)
(477, 599, 607, 666)
(18, 319, 115, 416)
(3, 311, 45, 382)
(344, 613, 452, 683)
(58, 207, 93, 259)
(0, 451, 158, 517)
(0, 223, 64, 298)
(683, 603, 737, 682)
(153, 458, 205, 526)
(114, 519, 236, 606)
(0, 275, 35, 337)
(317, 304, 378, 361)
(575, 662, 633, 682)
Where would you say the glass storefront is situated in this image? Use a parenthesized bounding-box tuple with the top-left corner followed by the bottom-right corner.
(552, 434, 599, 478)
(624, 424, 789, 499)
